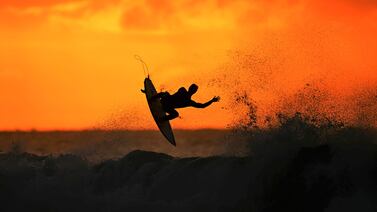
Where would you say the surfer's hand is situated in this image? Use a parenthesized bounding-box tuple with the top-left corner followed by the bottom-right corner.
(212, 96, 220, 102)
(141, 89, 146, 94)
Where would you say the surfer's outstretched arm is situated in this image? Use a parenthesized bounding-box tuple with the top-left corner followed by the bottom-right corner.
(190, 96, 220, 108)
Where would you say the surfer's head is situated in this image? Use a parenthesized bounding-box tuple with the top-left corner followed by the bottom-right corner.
(188, 84, 198, 94)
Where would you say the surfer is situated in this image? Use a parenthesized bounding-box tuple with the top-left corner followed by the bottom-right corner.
(142, 84, 220, 121)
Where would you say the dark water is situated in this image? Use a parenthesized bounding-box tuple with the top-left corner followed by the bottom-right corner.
(0, 130, 248, 162)
(0, 115, 376, 212)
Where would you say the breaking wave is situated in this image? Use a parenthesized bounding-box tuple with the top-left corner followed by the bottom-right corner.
(1, 112, 376, 211)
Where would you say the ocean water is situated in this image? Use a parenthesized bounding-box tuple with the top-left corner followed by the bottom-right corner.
(0, 115, 376, 211)
(0, 130, 248, 163)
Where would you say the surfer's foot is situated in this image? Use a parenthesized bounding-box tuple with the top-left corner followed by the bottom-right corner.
(159, 113, 179, 122)
(141, 89, 146, 93)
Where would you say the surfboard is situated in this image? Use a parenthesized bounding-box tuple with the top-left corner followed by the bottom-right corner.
(143, 77, 176, 146)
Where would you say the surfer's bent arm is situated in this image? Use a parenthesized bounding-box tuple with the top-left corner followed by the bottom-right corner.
(190, 96, 220, 109)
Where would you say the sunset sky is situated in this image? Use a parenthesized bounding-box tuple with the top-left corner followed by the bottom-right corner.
(0, 0, 376, 130)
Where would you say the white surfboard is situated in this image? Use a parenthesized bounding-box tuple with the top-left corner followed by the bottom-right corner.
(144, 77, 176, 146)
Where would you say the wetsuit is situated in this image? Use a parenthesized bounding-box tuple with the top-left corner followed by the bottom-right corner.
(153, 87, 215, 121)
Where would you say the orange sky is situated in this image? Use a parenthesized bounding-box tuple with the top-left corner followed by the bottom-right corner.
(0, 0, 376, 130)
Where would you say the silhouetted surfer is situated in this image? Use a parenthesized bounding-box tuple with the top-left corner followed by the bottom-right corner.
(142, 84, 220, 121)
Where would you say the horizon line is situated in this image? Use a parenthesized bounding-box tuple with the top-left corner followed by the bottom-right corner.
(0, 128, 230, 132)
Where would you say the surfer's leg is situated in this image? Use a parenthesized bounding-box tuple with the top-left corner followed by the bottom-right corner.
(162, 109, 179, 121)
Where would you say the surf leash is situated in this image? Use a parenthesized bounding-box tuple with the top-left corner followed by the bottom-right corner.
(134, 55, 150, 78)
